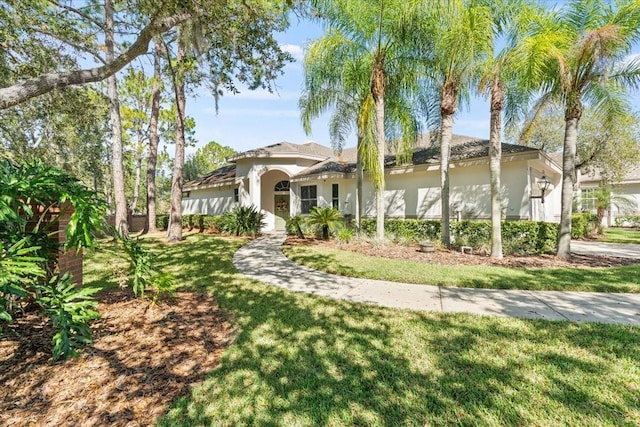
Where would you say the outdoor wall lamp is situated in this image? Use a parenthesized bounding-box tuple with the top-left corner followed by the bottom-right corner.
(531, 175, 551, 204)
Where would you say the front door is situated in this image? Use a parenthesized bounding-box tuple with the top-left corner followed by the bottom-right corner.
(274, 194, 290, 231)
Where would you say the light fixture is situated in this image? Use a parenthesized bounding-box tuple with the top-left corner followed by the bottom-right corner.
(531, 175, 551, 204)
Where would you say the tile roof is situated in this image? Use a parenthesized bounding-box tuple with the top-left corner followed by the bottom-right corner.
(229, 141, 335, 160)
(184, 136, 543, 187)
(295, 139, 539, 178)
(183, 164, 236, 190)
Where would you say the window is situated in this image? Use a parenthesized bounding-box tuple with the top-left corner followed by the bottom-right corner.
(274, 180, 290, 191)
(581, 188, 597, 212)
(234, 188, 239, 203)
(332, 183, 339, 209)
(182, 191, 190, 198)
(300, 185, 317, 214)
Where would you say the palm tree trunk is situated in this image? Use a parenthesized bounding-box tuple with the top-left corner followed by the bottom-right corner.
(105, 0, 128, 237)
(440, 81, 457, 249)
(489, 79, 503, 259)
(144, 37, 162, 234)
(167, 40, 186, 243)
(557, 116, 579, 259)
(440, 112, 453, 248)
(372, 62, 385, 241)
(355, 133, 364, 235)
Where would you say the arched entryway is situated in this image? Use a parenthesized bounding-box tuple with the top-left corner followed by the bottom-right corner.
(260, 170, 291, 231)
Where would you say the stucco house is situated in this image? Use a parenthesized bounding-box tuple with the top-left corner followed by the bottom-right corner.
(576, 164, 640, 226)
(182, 135, 563, 232)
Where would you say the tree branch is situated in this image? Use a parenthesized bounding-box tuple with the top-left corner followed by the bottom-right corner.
(45, 0, 105, 31)
(0, 13, 192, 110)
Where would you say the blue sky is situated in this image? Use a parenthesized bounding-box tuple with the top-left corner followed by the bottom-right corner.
(186, 17, 493, 155)
(185, 14, 640, 156)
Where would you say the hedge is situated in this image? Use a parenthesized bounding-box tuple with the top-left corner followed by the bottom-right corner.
(359, 216, 591, 255)
(614, 215, 640, 227)
(156, 214, 223, 232)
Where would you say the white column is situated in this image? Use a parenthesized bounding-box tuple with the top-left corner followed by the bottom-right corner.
(249, 168, 261, 209)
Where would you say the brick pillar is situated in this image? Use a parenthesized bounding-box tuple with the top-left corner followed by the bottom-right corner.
(28, 202, 84, 286)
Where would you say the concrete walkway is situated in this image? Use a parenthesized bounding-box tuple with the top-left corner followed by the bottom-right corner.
(233, 233, 640, 326)
(571, 240, 640, 259)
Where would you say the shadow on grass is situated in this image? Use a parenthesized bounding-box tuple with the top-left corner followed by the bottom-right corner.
(461, 264, 640, 293)
(115, 235, 640, 425)
(287, 246, 640, 293)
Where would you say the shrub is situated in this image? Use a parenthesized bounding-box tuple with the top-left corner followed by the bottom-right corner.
(156, 214, 169, 230)
(572, 213, 596, 239)
(286, 215, 306, 238)
(336, 226, 355, 243)
(614, 215, 640, 227)
(0, 159, 106, 360)
(308, 207, 343, 239)
(220, 205, 265, 236)
(359, 218, 558, 255)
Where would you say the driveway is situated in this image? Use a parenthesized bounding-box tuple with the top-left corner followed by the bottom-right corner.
(571, 240, 640, 259)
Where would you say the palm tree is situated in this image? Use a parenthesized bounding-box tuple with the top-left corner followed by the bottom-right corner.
(308, 206, 343, 239)
(300, 25, 419, 236)
(305, 0, 421, 240)
(515, 0, 640, 259)
(418, 0, 494, 248)
(477, 0, 547, 259)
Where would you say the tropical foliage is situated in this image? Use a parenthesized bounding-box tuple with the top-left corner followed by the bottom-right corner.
(512, 0, 640, 258)
(0, 159, 106, 360)
(308, 206, 343, 239)
(220, 205, 266, 237)
(305, 0, 422, 240)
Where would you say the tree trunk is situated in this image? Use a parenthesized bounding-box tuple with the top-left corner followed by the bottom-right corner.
(440, 81, 458, 249)
(594, 206, 605, 236)
(489, 79, 503, 259)
(167, 40, 187, 243)
(130, 142, 143, 214)
(372, 60, 386, 241)
(440, 113, 453, 248)
(105, 0, 128, 237)
(557, 115, 580, 259)
(355, 132, 364, 235)
(144, 37, 162, 234)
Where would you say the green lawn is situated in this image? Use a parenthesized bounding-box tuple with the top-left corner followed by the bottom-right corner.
(599, 227, 640, 244)
(85, 233, 640, 426)
(283, 244, 640, 293)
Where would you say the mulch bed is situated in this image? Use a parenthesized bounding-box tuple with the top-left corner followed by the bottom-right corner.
(285, 237, 639, 268)
(0, 289, 234, 427)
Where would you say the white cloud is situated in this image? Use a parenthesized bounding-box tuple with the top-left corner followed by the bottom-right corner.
(281, 43, 305, 62)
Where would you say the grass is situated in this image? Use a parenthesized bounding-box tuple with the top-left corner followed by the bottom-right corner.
(598, 227, 640, 244)
(84, 233, 640, 426)
(283, 245, 640, 293)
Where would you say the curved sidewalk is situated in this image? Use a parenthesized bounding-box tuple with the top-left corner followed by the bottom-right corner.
(233, 233, 640, 326)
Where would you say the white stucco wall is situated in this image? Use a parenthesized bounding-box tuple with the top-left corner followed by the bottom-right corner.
(357, 160, 547, 220)
(182, 186, 236, 215)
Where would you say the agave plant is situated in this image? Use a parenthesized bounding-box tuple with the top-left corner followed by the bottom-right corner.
(308, 207, 343, 240)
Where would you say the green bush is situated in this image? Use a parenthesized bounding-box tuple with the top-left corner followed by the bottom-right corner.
(308, 207, 343, 239)
(0, 159, 106, 361)
(220, 205, 265, 236)
(360, 218, 558, 255)
(336, 226, 355, 243)
(286, 215, 306, 238)
(614, 215, 640, 227)
(571, 213, 596, 238)
(156, 214, 169, 230)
